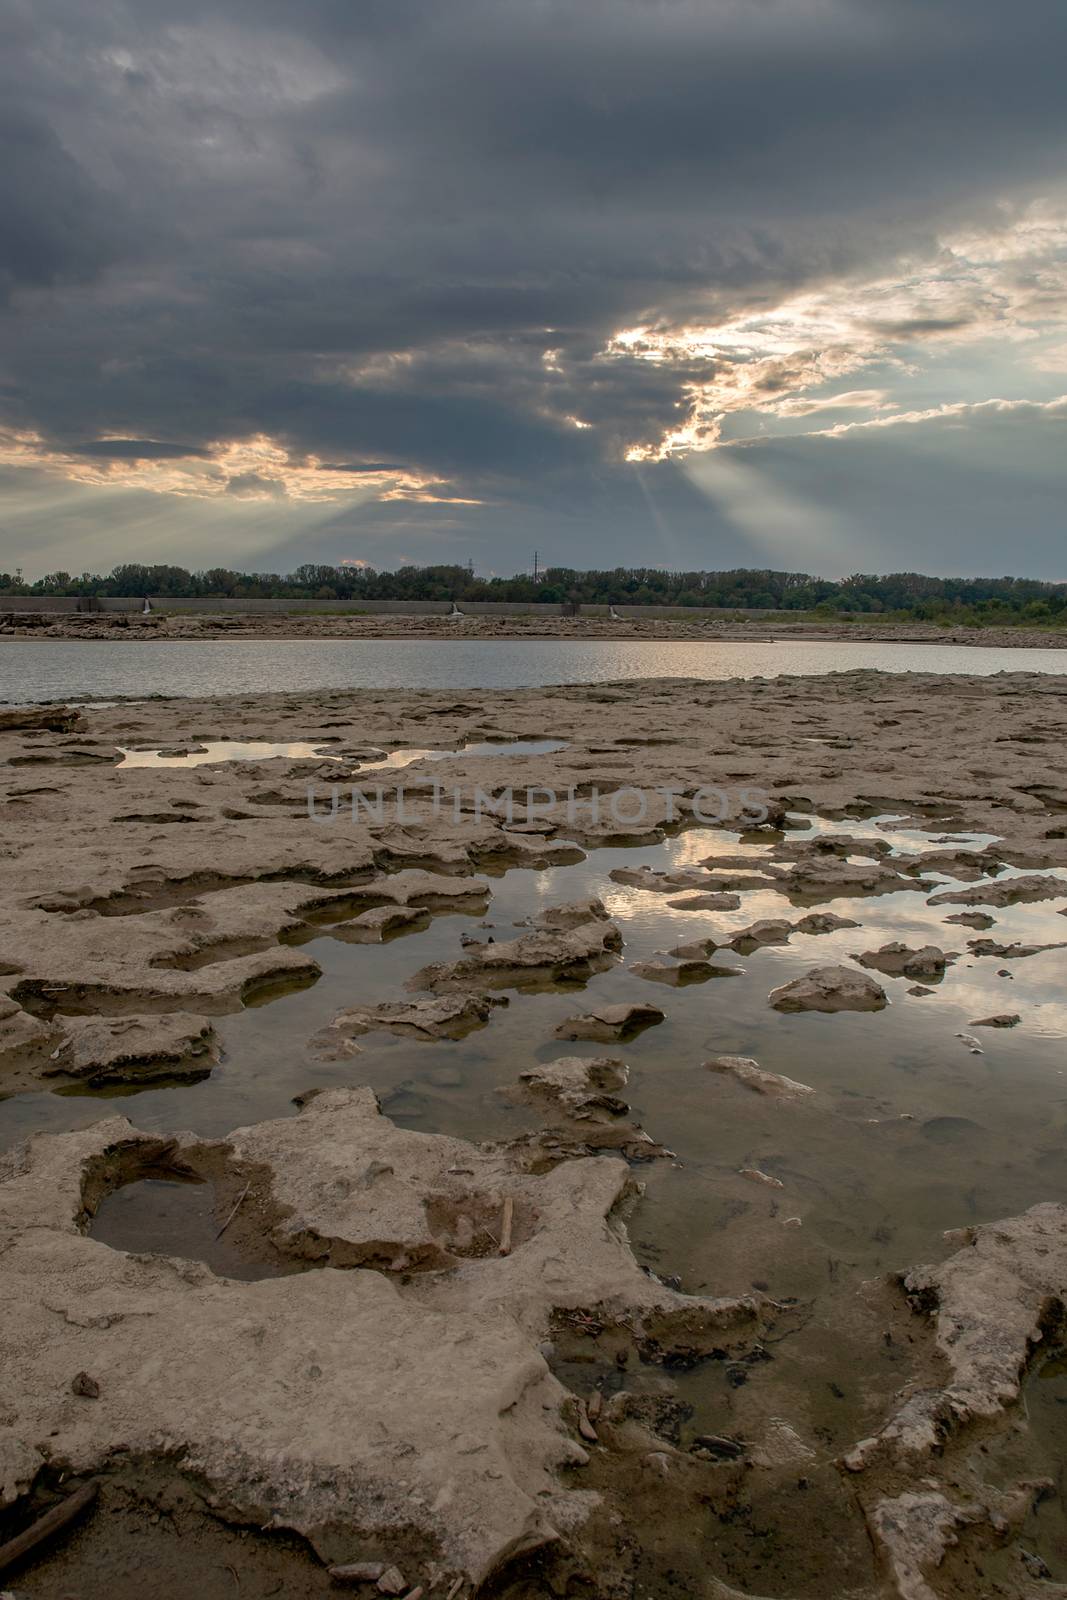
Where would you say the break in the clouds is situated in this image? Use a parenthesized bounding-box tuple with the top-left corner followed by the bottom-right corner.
(2, 0, 1067, 577)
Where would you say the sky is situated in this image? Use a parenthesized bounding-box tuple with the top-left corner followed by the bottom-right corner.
(2, 0, 1067, 582)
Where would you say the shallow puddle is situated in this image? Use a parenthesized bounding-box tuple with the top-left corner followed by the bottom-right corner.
(89, 1176, 300, 1282)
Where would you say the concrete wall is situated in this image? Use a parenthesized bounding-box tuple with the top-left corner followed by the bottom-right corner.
(1, 594, 789, 621)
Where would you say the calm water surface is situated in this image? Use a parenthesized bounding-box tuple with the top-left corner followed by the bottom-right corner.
(3, 636, 1067, 702)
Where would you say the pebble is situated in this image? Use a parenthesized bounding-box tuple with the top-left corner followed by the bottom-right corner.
(576, 1401, 598, 1443)
(740, 1167, 784, 1189)
(71, 1371, 100, 1399)
(690, 1433, 744, 1460)
(329, 1562, 385, 1584)
(377, 1568, 407, 1596)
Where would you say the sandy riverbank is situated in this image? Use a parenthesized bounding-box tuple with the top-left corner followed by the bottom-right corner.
(2, 670, 1067, 1598)
(3, 608, 1067, 649)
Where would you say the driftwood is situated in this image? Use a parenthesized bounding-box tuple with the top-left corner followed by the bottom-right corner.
(215, 1180, 252, 1240)
(0, 1481, 98, 1576)
(498, 1195, 514, 1256)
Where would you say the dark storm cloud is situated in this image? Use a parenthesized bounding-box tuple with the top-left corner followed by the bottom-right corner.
(3, 0, 1067, 571)
(0, 108, 123, 297)
(71, 439, 212, 459)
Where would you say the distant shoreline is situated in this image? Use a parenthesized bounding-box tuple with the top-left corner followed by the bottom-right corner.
(3, 612, 1067, 649)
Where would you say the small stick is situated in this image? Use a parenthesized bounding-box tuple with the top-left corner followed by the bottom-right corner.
(446, 1579, 464, 1600)
(0, 1481, 98, 1576)
(215, 1181, 252, 1241)
(498, 1196, 514, 1256)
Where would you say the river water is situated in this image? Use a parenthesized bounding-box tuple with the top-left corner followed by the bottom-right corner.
(3, 635, 1067, 702)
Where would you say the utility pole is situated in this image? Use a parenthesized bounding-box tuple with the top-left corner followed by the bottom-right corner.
(533, 550, 539, 583)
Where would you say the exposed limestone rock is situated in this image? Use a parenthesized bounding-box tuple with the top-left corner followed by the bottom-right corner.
(740, 1167, 784, 1189)
(11, 944, 321, 1016)
(768, 964, 888, 1013)
(0, 1429, 43, 1509)
(704, 1055, 815, 1100)
(668, 936, 721, 958)
(45, 1012, 219, 1084)
(514, 1056, 630, 1116)
(854, 942, 955, 980)
(312, 991, 503, 1049)
(787, 858, 923, 899)
(777, 832, 893, 861)
(927, 873, 1067, 908)
(0, 995, 52, 1062)
(630, 957, 741, 985)
(868, 1491, 983, 1600)
(554, 1001, 664, 1041)
(664, 892, 743, 911)
(354, 868, 491, 907)
(794, 911, 860, 933)
(530, 897, 612, 930)
(336, 904, 426, 941)
(409, 914, 622, 992)
(728, 918, 794, 948)
(944, 911, 996, 930)
(0, 1180, 583, 1584)
(845, 1204, 1067, 1476)
(968, 937, 1067, 960)
(0, 1095, 761, 1589)
(225, 1088, 761, 1346)
(0, 704, 82, 733)
(609, 866, 742, 895)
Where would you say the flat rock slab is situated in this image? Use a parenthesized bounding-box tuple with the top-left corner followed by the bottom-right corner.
(794, 912, 861, 934)
(630, 958, 742, 985)
(854, 942, 954, 981)
(45, 1013, 219, 1084)
(665, 893, 743, 911)
(787, 859, 922, 899)
(704, 1055, 815, 1100)
(846, 1201, 1067, 1477)
(768, 964, 888, 1013)
(0, 704, 82, 733)
(0, 1092, 760, 1589)
(516, 1055, 630, 1115)
(728, 918, 794, 948)
(554, 1001, 665, 1041)
(313, 991, 502, 1047)
(927, 873, 1067, 908)
(968, 936, 1067, 960)
(410, 915, 622, 992)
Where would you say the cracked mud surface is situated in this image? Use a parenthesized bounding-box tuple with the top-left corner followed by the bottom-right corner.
(2, 668, 1067, 1597)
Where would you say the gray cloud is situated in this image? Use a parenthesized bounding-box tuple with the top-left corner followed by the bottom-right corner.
(2, 0, 1067, 573)
(70, 439, 212, 459)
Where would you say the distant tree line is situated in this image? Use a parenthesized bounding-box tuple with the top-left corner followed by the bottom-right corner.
(2, 563, 1066, 623)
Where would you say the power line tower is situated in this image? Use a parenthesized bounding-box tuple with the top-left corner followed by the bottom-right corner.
(533, 550, 539, 583)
